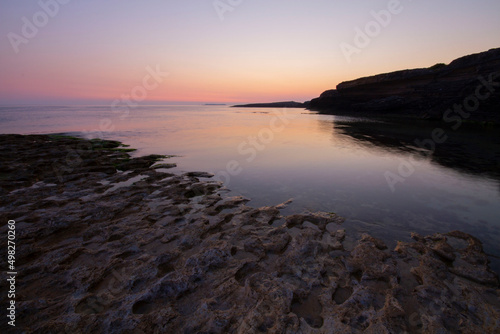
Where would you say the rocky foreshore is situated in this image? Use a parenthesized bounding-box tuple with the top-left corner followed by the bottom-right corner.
(0, 134, 499, 333)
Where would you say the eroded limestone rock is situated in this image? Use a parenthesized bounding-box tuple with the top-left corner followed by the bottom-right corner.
(0, 135, 498, 333)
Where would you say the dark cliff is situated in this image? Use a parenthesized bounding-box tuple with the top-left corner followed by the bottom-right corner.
(308, 48, 500, 122)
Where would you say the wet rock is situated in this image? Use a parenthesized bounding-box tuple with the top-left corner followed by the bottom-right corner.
(184, 171, 215, 178)
(152, 163, 176, 169)
(0, 135, 498, 334)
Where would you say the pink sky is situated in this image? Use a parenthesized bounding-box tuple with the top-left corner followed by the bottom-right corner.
(1, 0, 499, 104)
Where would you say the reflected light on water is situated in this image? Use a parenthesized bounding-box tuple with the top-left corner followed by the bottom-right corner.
(1, 105, 499, 272)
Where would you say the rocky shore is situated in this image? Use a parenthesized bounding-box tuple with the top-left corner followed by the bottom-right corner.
(234, 48, 500, 124)
(307, 48, 500, 122)
(0, 134, 499, 333)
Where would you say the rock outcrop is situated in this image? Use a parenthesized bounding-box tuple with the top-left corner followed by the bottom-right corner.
(232, 101, 305, 108)
(0, 135, 499, 333)
(308, 48, 500, 122)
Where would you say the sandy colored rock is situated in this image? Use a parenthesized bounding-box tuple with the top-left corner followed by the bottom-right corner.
(0, 135, 498, 333)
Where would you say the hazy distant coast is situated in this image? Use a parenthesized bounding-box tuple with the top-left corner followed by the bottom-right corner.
(232, 101, 305, 108)
(1, 134, 499, 333)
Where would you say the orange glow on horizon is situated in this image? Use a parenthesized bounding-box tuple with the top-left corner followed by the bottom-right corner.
(1, 1, 499, 105)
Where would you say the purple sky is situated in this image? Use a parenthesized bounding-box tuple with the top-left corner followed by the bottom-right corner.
(1, 0, 499, 104)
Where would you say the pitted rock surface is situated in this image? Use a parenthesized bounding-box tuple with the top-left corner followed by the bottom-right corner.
(0, 135, 498, 333)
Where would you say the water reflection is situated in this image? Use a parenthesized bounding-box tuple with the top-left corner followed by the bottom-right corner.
(333, 119, 500, 188)
(327, 118, 500, 272)
(1, 105, 499, 274)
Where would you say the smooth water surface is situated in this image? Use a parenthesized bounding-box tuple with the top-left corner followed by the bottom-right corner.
(1, 105, 499, 271)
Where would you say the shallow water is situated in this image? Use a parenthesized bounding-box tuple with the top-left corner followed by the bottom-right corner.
(1, 105, 499, 271)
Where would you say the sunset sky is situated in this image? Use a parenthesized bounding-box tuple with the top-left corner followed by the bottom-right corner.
(1, 0, 499, 104)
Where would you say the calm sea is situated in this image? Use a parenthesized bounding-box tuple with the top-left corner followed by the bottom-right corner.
(1, 105, 499, 271)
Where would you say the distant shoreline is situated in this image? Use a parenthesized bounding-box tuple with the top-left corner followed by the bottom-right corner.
(232, 101, 305, 108)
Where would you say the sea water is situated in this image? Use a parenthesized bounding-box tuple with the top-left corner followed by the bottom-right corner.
(1, 104, 499, 272)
